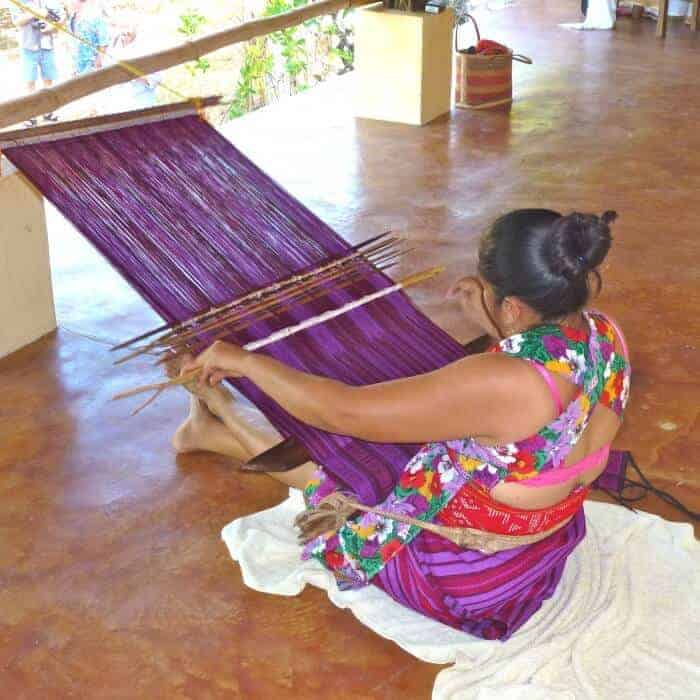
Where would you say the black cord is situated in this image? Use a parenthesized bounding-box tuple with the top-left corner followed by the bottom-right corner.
(617, 454, 700, 522)
(599, 488, 638, 513)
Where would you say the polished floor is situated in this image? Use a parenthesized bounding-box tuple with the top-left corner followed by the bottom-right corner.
(2, 4, 699, 698)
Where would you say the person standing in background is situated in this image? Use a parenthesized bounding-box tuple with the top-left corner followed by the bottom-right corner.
(10, 0, 63, 125)
(108, 15, 162, 111)
(68, 0, 108, 76)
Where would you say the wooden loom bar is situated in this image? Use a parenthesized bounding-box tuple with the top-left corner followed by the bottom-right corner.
(154, 270, 375, 368)
(113, 238, 400, 366)
(123, 245, 409, 365)
(0, 97, 222, 148)
(147, 241, 403, 351)
(115, 260, 372, 365)
(0, 0, 376, 130)
(115, 241, 406, 366)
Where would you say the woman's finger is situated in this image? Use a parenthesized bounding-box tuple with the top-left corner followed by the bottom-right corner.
(180, 360, 198, 376)
(446, 276, 480, 300)
(196, 365, 213, 387)
(209, 370, 227, 386)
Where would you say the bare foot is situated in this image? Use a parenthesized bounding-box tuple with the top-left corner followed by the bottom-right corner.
(173, 396, 226, 453)
(172, 395, 254, 461)
(167, 354, 282, 461)
(164, 352, 234, 420)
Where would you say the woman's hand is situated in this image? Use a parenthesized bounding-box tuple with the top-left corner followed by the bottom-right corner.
(447, 275, 482, 305)
(180, 340, 251, 387)
(447, 276, 501, 339)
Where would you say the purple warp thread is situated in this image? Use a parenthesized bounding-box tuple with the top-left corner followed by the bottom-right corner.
(6, 115, 465, 506)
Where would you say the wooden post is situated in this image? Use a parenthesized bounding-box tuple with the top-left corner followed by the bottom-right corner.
(0, 0, 374, 130)
(657, 0, 669, 37)
(0, 164, 56, 358)
(691, 0, 699, 32)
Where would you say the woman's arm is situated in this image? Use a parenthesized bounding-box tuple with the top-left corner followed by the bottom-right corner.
(183, 341, 547, 444)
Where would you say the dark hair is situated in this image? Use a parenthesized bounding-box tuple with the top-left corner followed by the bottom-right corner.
(477, 209, 617, 320)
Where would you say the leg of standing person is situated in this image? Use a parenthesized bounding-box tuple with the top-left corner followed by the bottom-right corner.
(39, 48, 59, 121)
(21, 48, 39, 126)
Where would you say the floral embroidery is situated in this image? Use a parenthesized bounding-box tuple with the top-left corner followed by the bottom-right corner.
(500, 333, 525, 354)
(489, 313, 630, 482)
(509, 450, 537, 480)
(303, 443, 467, 587)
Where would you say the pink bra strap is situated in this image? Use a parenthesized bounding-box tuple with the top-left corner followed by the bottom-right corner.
(528, 361, 563, 414)
(519, 444, 611, 487)
(606, 316, 630, 362)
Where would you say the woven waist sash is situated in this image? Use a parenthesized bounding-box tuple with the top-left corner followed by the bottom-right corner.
(296, 483, 589, 555)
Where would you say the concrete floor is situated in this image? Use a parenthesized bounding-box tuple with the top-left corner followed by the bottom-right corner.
(2, 4, 699, 698)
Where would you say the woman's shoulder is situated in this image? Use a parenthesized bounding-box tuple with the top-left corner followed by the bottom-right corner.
(446, 351, 553, 410)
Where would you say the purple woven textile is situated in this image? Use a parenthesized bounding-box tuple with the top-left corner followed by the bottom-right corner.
(6, 115, 465, 506)
(374, 509, 586, 640)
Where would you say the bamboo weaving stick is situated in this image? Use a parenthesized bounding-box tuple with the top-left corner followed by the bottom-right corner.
(153, 253, 409, 366)
(241, 266, 444, 351)
(112, 238, 403, 365)
(145, 243, 404, 354)
(0, 0, 375, 129)
(142, 237, 400, 349)
(111, 231, 396, 353)
(112, 266, 444, 404)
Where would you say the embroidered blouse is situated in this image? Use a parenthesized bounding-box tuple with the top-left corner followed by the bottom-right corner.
(302, 311, 631, 587)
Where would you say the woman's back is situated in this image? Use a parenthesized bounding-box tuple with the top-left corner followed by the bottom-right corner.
(489, 313, 630, 509)
(440, 311, 630, 511)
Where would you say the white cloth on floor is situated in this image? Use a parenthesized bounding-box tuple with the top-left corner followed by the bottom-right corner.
(222, 491, 700, 700)
(561, 0, 617, 30)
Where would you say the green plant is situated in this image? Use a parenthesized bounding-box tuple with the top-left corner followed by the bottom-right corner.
(226, 0, 356, 120)
(186, 57, 211, 76)
(265, 0, 310, 91)
(178, 10, 210, 76)
(228, 38, 273, 119)
(177, 10, 207, 37)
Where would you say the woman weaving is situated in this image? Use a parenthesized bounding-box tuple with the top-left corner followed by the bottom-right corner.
(172, 208, 630, 640)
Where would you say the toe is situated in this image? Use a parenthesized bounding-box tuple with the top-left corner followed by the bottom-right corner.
(172, 421, 195, 453)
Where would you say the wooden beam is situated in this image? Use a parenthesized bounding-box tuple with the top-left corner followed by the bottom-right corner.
(0, 0, 375, 130)
(0, 97, 221, 149)
(691, 0, 699, 32)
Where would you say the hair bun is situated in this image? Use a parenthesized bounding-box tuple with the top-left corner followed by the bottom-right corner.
(547, 210, 615, 280)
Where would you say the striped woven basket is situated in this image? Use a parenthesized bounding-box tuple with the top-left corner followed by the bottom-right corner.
(454, 15, 532, 110)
